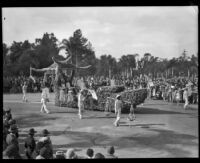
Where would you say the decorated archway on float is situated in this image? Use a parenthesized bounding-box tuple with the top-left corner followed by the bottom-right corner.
(30, 50, 91, 106)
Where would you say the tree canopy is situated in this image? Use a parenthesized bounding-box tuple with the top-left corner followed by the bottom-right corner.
(3, 29, 198, 79)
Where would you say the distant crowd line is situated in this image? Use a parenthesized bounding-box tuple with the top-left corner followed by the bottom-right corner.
(3, 75, 198, 104)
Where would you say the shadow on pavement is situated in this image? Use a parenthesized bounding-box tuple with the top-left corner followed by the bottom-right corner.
(83, 115, 116, 119)
(51, 130, 111, 150)
(15, 113, 59, 129)
(50, 128, 198, 157)
(135, 107, 187, 115)
(111, 128, 198, 157)
(142, 103, 169, 106)
(51, 111, 78, 114)
(119, 123, 166, 128)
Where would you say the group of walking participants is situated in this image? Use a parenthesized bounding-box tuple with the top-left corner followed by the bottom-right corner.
(21, 74, 198, 125)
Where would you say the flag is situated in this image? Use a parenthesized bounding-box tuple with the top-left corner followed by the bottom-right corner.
(29, 75, 36, 83)
(29, 66, 36, 83)
(88, 89, 98, 100)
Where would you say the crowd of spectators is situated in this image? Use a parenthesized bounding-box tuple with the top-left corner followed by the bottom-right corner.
(148, 77, 198, 104)
(3, 107, 118, 159)
(3, 76, 54, 93)
(3, 74, 198, 105)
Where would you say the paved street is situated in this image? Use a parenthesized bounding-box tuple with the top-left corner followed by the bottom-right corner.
(3, 93, 199, 158)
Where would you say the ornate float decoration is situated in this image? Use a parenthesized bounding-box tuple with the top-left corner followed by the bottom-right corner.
(30, 47, 91, 106)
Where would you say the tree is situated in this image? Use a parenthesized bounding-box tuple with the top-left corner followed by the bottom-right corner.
(118, 54, 137, 78)
(18, 50, 40, 76)
(34, 33, 59, 69)
(3, 43, 9, 65)
(61, 29, 97, 76)
(96, 54, 117, 77)
(9, 41, 23, 64)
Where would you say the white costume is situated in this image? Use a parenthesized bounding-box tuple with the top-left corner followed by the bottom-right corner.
(78, 91, 85, 119)
(183, 89, 189, 109)
(22, 84, 28, 102)
(59, 84, 66, 106)
(41, 87, 50, 114)
(114, 97, 122, 127)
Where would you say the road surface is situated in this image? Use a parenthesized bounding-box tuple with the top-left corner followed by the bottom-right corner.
(3, 93, 198, 158)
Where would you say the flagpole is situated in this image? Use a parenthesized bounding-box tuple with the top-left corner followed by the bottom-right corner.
(30, 65, 32, 76)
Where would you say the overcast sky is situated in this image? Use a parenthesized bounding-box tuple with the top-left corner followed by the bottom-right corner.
(2, 7, 198, 60)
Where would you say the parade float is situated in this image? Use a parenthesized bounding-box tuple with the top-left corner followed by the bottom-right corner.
(30, 45, 147, 112)
(30, 47, 91, 107)
(96, 86, 147, 113)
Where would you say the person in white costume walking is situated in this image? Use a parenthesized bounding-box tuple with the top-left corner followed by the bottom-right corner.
(114, 95, 123, 127)
(183, 87, 189, 110)
(77, 89, 86, 119)
(22, 81, 28, 102)
(40, 82, 50, 114)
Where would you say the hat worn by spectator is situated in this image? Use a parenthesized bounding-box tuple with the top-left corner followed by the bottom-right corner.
(29, 128, 37, 135)
(41, 129, 50, 136)
(8, 124, 18, 133)
(94, 153, 105, 159)
(65, 148, 77, 159)
(107, 146, 115, 155)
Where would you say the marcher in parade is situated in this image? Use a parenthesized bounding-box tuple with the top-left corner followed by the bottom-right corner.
(22, 81, 28, 102)
(127, 104, 136, 121)
(175, 87, 181, 106)
(114, 95, 122, 127)
(168, 85, 172, 102)
(40, 82, 50, 114)
(183, 87, 189, 110)
(24, 128, 37, 159)
(78, 89, 87, 119)
(59, 78, 66, 107)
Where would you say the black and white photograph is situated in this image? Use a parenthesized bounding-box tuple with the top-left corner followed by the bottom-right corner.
(2, 6, 198, 158)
